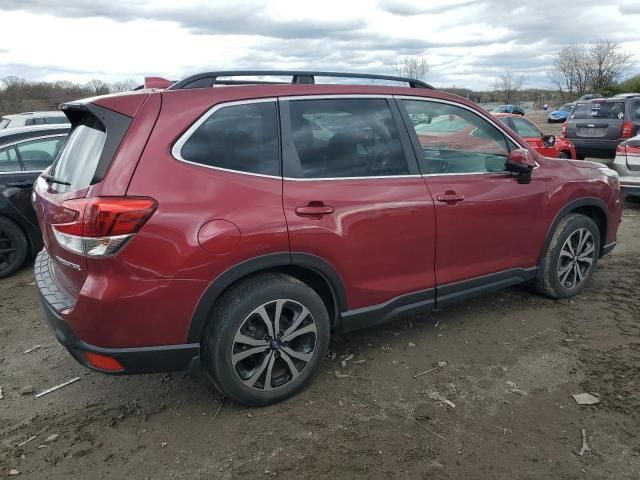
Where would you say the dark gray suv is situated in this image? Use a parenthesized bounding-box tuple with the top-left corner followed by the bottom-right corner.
(565, 96, 640, 159)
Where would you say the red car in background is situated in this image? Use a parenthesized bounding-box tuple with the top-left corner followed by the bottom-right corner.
(495, 113, 577, 159)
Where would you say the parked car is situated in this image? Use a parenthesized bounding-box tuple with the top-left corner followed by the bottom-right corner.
(492, 104, 525, 115)
(612, 134, 640, 197)
(495, 113, 576, 158)
(0, 125, 69, 278)
(547, 103, 575, 123)
(564, 98, 640, 159)
(0, 111, 69, 129)
(33, 70, 622, 406)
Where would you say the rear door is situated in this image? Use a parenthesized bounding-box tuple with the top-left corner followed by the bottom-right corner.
(280, 96, 437, 317)
(567, 101, 626, 140)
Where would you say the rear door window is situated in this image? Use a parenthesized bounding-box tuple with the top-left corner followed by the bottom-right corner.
(44, 117, 70, 125)
(16, 136, 66, 171)
(285, 98, 408, 178)
(177, 101, 280, 177)
(0, 146, 21, 172)
(571, 102, 626, 120)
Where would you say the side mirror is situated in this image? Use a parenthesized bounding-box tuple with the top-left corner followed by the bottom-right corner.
(505, 148, 535, 184)
(543, 134, 556, 147)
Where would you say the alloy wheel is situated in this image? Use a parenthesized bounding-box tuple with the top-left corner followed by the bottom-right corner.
(557, 228, 595, 289)
(231, 299, 317, 391)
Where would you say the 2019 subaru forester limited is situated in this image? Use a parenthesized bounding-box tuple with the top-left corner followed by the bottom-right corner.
(33, 71, 622, 406)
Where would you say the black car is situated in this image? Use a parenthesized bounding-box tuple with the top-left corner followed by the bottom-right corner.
(565, 97, 640, 159)
(0, 125, 69, 278)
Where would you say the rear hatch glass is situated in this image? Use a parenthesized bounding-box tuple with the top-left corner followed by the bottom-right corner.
(568, 101, 625, 139)
(48, 113, 106, 193)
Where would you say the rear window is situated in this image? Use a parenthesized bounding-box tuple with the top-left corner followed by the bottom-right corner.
(178, 101, 280, 177)
(49, 113, 106, 190)
(571, 101, 626, 120)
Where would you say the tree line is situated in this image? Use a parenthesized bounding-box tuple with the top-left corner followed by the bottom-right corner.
(0, 77, 137, 117)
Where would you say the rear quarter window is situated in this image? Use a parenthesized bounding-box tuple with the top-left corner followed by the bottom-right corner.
(177, 101, 280, 177)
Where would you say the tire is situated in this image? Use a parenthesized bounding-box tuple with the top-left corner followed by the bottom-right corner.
(202, 273, 330, 406)
(0, 216, 28, 279)
(535, 214, 600, 299)
(556, 151, 569, 159)
(576, 154, 586, 160)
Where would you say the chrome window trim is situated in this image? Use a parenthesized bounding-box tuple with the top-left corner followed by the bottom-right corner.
(0, 170, 44, 175)
(171, 94, 537, 182)
(0, 133, 67, 150)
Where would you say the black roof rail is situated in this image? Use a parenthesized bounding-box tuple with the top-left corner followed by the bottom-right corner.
(169, 70, 434, 90)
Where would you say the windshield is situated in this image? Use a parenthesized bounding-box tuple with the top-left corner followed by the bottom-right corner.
(558, 104, 573, 112)
(571, 102, 626, 120)
(50, 113, 106, 191)
(492, 106, 509, 113)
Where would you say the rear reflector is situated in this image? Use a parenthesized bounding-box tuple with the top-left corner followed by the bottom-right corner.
(52, 197, 157, 257)
(621, 121, 634, 139)
(84, 352, 125, 372)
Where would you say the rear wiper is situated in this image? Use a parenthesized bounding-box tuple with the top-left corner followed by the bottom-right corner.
(41, 173, 71, 186)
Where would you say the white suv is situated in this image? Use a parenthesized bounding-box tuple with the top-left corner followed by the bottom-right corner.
(0, 111, 70, 129)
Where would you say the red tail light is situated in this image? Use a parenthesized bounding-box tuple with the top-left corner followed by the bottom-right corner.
(616, 144, 627, 156)
(621, 121, 633, 138)
(561, 122, 567, 137)
(52, 197, 157, 257)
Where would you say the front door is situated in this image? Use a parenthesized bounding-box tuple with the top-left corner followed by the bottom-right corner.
(280, 96, 436, 321)
(399, 98, 549, 299)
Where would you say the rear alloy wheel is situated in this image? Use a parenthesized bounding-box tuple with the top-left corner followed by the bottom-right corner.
(0, 216, 28, 279)
(535, 214, 600, 299)
(202, 273, 330, 406)
(556, 152, 569, 159)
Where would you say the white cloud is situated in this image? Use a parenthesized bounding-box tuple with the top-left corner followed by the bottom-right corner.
(0, 0, 638, 89)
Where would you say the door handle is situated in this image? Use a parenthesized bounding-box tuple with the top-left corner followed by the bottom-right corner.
(436, 192, 464, 203)
(295, 202, 334, 217)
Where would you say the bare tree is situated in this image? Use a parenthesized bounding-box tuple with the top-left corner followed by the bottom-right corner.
(393, 56, 431, 81)
(109, 79, 139, 93)
(588, 38, 633, 91)
(492, 72, 524, 104)
(550, 38, 633, 97)
(86, 79, 110, 96)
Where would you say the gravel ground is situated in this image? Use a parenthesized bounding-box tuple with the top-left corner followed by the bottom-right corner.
(1, 115, 638, 479)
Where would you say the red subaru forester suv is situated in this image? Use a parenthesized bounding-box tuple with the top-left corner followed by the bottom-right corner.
(34, 71, 622, 406)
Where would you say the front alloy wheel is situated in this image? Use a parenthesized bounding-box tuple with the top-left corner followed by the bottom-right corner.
(557, 228, 595, 289)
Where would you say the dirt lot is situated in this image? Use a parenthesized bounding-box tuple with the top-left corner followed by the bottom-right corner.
(1, 118, 639, 479)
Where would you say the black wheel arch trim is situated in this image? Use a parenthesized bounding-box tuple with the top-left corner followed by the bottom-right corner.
(538, 197, 609, 274)
(186, 252, 348, 343)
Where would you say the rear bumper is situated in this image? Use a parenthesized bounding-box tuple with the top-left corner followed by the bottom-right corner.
(621, 184, 640, 196)
(569, 138, 619, 159)
(35, 250, 199, 374)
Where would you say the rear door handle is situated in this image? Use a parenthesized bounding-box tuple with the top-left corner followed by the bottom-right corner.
(295, 202, 334, 217)
(436, 192, 464, 203)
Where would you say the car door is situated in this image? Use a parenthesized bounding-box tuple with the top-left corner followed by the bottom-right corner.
(3, 135, 66, 226)
(398, 97, 549, 303)
(280, 96, 437, 324)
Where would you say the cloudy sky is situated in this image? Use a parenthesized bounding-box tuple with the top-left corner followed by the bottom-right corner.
(1, 0, 639, 90)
